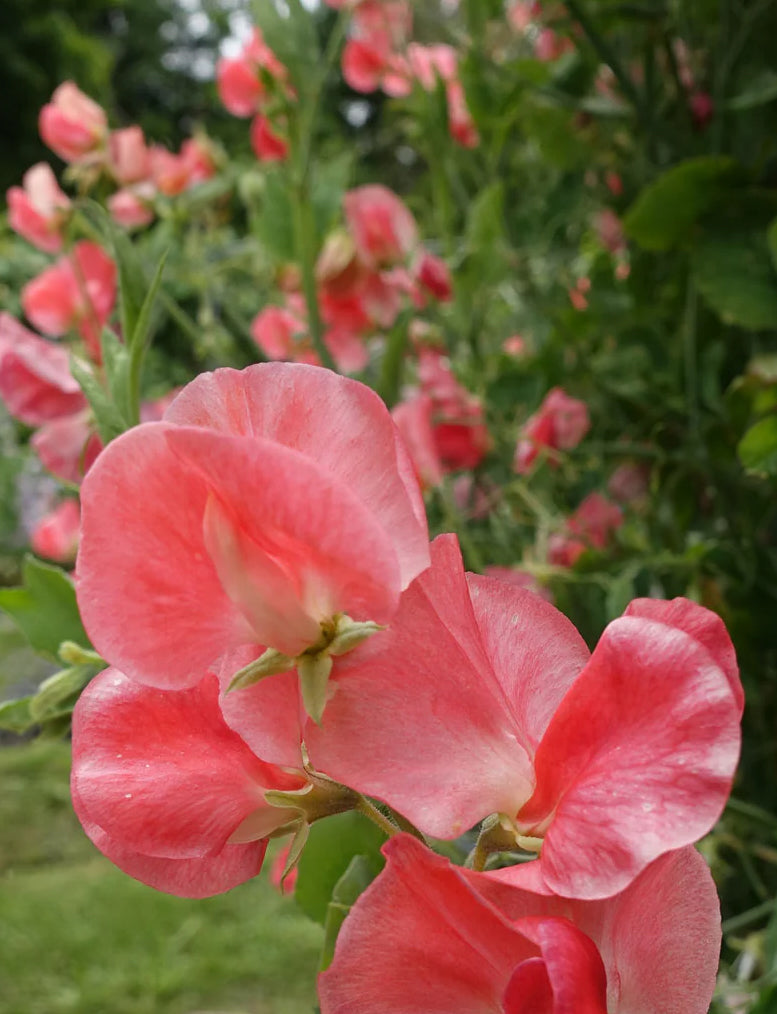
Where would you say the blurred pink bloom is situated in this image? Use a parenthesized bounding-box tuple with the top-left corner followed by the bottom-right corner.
(319, 834, 722, 1014)
(507, 0, 541, 31)
(30, 499, 80, 563)
(32, 408, 103, 485)
(548, 493, 623, 567)
(39, 82, 107, 163)
(534, 28, 574, 62)
(446, 80, 479, 148)
(251, 305, 316, 365)
(344, 185, 418, 269)
(595, 209, 626, 256)
(7, 163, 71, 253)
(690, 91, 715, 130)
(406, 43, 458, 90)
(513, 387, 590, 473)
(415, 251, 452, 301)
(108, 185, 155, 230)
(415, 349, 490, 471)
(392, 394, 444, 490)
(569, 275, 591, 311)
(150, 147, 191, 196)
(605, 170, 623, 196)
(608, 462, 650, 504)
(21, 241, 117, 362)
(0, 313, 86, 425)
(250, 115, 289, 162)
(217, 27, 290, 116)
(179, 137, 217, 185)
(108, 126, 150, 184)
(503, 335, 527, 356)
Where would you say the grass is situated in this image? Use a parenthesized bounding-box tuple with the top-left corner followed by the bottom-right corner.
(0, 740, 323, 1014)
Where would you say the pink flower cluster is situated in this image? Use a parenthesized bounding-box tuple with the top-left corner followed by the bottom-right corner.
(251, 184, 452, 372)
(393, 345, 489, 487)
(514, 386, 590, 473)
(330, 0, 479, 148)
(217, 28, 293, 162)
(70, 361, 742, 1011)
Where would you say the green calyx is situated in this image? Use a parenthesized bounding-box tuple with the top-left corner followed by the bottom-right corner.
(226, 614, 384, 724)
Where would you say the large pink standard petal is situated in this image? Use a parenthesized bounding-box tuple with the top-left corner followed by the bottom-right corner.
(76, 409, 413, 686)
(512, 601, 742, 898)
(71, 668, 304, 864)
(319, 835, 720, 1014)
(164, 364, 429, 591)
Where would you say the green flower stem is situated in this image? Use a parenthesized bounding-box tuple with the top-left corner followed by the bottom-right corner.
(355, 796, 402, 839)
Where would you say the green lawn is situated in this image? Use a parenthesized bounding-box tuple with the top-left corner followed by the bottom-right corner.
(0, 740, 323, 1014)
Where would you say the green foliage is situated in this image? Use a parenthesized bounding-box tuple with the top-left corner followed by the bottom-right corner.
(0, 555, 88, 661)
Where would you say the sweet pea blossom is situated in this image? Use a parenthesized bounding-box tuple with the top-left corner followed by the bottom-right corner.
(232, 536, 742, 899)
(39, 82, 107, 163)
(343, 185, 418, 268)
(71, 667, 317, 898)
(21, 241, 117, 362)
(513, 387, 590, 473)
(217, 27, 290, 116)
(76, 363, 430, 695)
(30, 499, 80, 563)
(0, 314, 86, 425)
(108, 126, 150, 184)
(7, 163, 71, 253)
(548, 492, 623, 568)
(319, 834, 721, 1014)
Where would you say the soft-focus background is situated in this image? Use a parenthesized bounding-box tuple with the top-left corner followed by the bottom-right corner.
(1, 1, 777, 1011)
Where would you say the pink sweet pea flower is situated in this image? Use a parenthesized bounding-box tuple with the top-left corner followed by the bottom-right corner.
(108, 185, 155, 230)
(484, 565, 553, 602)
(343, 185, 418, 268)
(548, 493, 623, 568)
(30, 498, 80, 563)
(217, 27, 290, 116)
(513, 387, 590, 473)
(0, 313, 86, 425)
(179, 137, 217, 186)
(250, 115, 289, 162)
(250, 305, 316, 364)
(32, 408, 103, 484)
(39, 82, 107, 163)
(7, 163, 71, 253)
(446, 80, 480, 149)
(71, 667, 309, 898)
(415, 251, 452, 301)
(76, 363, 430, 691)
(21, 241, 117, 362)
(407, 43, 458, 90)
(392, 395, 444, 490)
(259, 535, 743, 899)
(319, 834, 721, 1014)
(108, 126, 150, 184)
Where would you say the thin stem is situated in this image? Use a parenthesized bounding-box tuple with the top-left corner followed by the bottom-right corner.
(356, 796, 402, 838)
(722, 899, 775, 935)
(727, 797, 777, 833)
(682, 273, 700, 446)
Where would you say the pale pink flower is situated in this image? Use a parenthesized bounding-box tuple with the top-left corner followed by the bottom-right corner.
(7, 163, 71, 253)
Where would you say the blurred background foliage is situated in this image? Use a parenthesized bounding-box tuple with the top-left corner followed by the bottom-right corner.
(1, 0, 777, 1011)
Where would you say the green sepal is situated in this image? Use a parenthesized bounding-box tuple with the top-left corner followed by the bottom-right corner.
(298, 652, 333, 725)
(0, 556, 90, 661)
(328, 620, 384, 657)
(29, 664, 96, 723)
(227, 647, 296, 692)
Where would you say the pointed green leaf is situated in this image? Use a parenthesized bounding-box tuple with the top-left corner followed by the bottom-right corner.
(0, 556, 90, 660)
(738, 416, 777, 476)
(29, 664, 97, 723)
(0, 696, 35, 734)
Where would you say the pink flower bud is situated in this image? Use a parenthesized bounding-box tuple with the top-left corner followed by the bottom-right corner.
(30, 499, 80, 563)
(39, 82, 107, 163)
(7, 163, 71, 253)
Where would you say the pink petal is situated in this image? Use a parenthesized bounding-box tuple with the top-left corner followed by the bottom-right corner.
(466, 573, 590, 752)
(515, 612, 741, 898)
(306, 535, 535, 838)
(73, 785, 267, 898)
(0, 316, 85, 425)
(164, 364, 429, 591)
(72, 668, 302, 859)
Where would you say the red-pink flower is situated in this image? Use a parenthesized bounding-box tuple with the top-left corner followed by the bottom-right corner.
(250, 115, 289, 162)
(7, 163, 71, 253)
(31, 409, 103, 484)
(415, 251, 452, 301)
(254, 535, 743, 899)
(217, 28, 290, 116)
(446, 80, 480, 149)
(71, 667, 308, 898)
(392, 395, 444, 490)
(250, 305, 316, 365)
(39, 82, 107, 163)
(108, 185, 155, 230)
(484, 565, 553, 602)
(76, 363, 430, 690)
(30, 499, 80, 563)
(344, 185, 418, 269)
(319, 834, 721, 1014)
(21, 241, 117, 362)
(108, 126, 150, 184)
(0, 313, 86, 425)
(513, 387, 590, 473)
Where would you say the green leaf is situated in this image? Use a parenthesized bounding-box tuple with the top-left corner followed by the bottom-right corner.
(255, 171, 296, 262)
(726, 69, 777, 110)
(0, 696, 35, 734)
(0, 556, 89, 661)
(738, 416, 777, 476)
(319, 855, 376, 971)
(693, 233, 777, 330)
(768, 217, 777, 275)
(294, 811, 386, 925)
(623, 156, 740, 251)
(69, 354, 126, 445)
